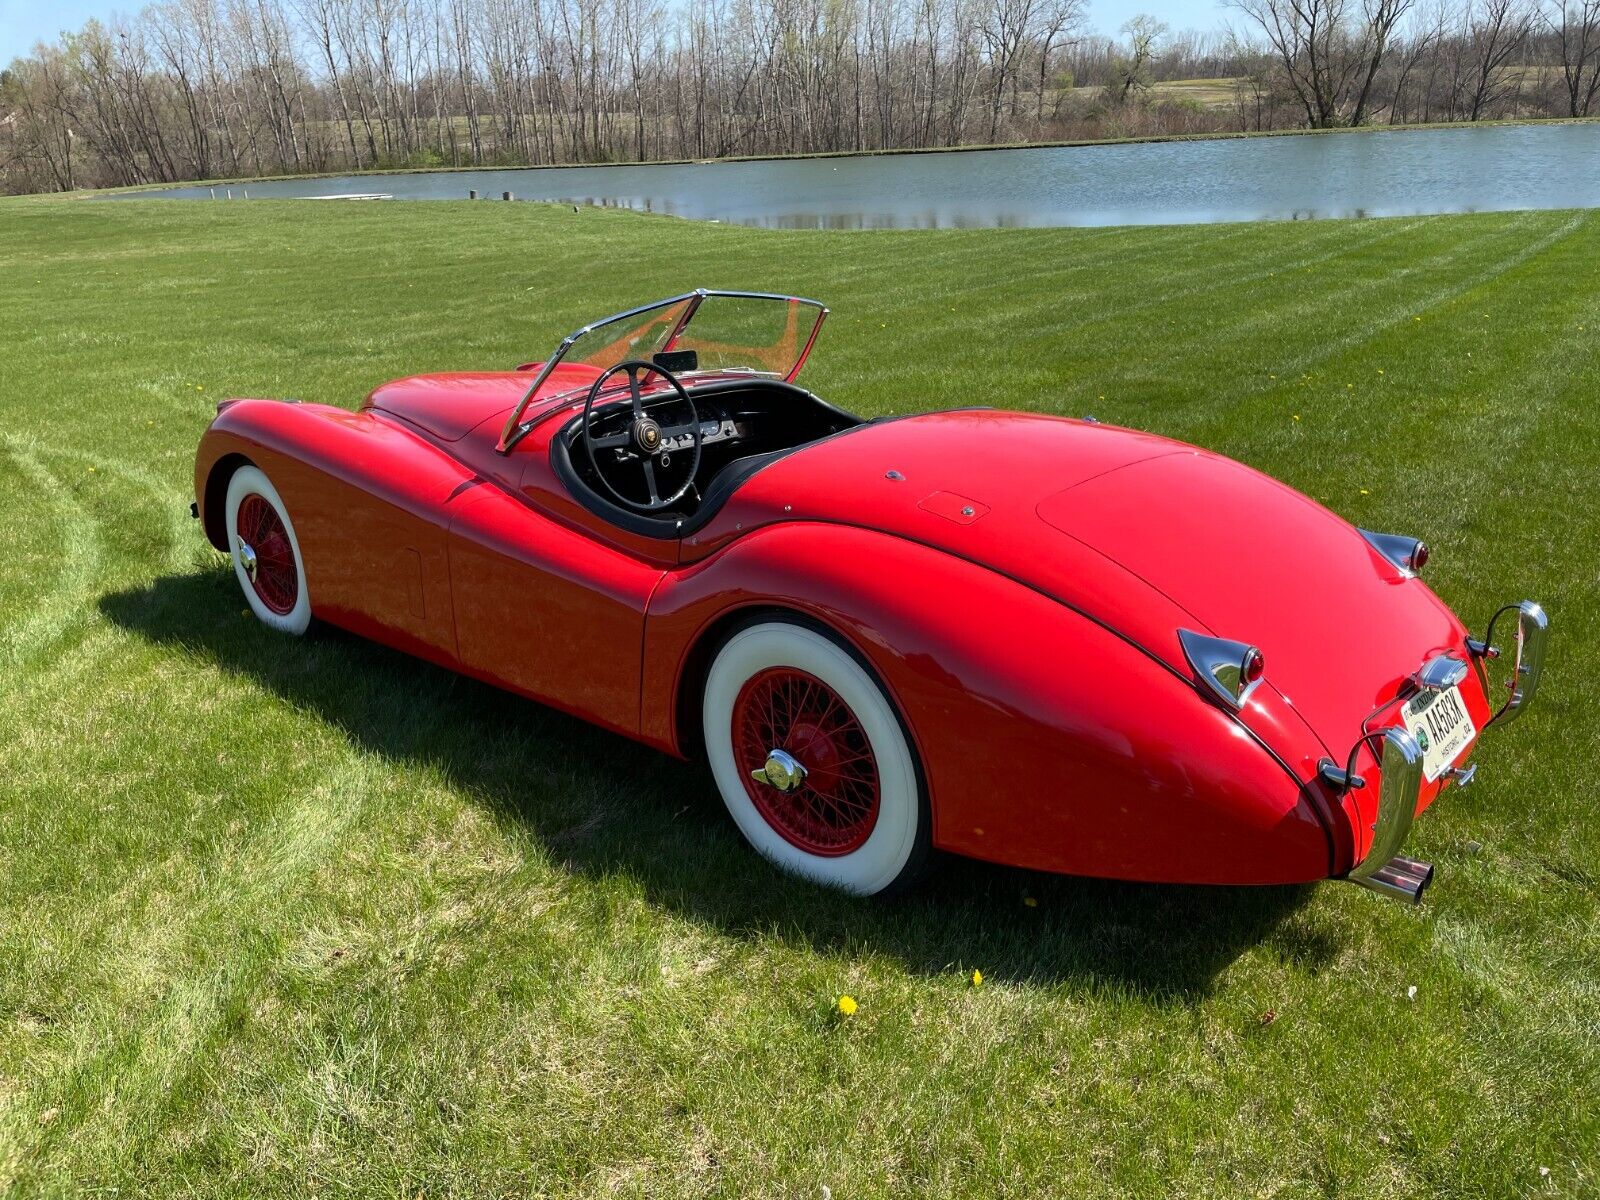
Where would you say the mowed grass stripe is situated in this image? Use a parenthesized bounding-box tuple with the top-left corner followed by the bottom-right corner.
(832, 217, 1429, 404)
(0, 442, 102, 671)
(1114, 212, 1569, 411)
(0, 198, 1593, 1198)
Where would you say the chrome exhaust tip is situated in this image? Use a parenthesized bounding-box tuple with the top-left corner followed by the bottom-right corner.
(1352, 854, 1434, 904)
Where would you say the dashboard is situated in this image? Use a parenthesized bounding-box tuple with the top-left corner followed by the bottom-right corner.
(558, 378, 864, 528)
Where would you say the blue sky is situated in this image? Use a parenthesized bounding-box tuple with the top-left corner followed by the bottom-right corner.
(1, 0, 124, 63)
(0, 0, 1228, 68)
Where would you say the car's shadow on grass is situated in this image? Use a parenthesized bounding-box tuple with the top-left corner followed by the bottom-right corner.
(102, 570, 1324, 1002)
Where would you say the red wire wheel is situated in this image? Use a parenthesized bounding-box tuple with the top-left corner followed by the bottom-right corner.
(733, 667, 881, 856)
(236, 493, 299, 616)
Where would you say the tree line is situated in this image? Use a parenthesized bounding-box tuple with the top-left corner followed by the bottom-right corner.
(2, 0, 1597, 195)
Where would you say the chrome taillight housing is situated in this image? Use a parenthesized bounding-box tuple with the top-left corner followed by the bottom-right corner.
(1361, 529, 1429, 576)
(1178, 630, 1266, 709)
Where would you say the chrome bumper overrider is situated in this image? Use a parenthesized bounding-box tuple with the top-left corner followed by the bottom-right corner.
(1345, 728, 1432, 902)
(1336, 599, 1548, 903)
(1481, 600, 1550, 725)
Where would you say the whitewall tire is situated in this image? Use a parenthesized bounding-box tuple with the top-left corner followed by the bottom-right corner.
(702, 620, 928, 895)
(224, 464, 311, 635)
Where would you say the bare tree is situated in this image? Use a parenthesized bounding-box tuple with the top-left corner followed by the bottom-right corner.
(1545, 0, 1600, 112)
(1459, 0, 1532, 118)
(1230, 0, 1419, 125)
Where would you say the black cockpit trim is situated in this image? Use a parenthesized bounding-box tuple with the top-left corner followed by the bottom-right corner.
(550, 379, 867, 540)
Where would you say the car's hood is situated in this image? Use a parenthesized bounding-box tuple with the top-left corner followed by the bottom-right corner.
(697, 409, 1470, 766)
(365, 364, 609, 442)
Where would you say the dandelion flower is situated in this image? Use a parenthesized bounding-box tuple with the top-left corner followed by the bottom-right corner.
(836, 995, 857, 1017)
(970, 969, 984, 988)
(1023, 897, 1038, 908)
(1292, 414, 1301, 421)
(1360, 488, 1370, 495)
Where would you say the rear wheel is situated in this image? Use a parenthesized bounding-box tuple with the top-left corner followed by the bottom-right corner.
(224, 465, 310, 635)
(702, 620, 928, 895)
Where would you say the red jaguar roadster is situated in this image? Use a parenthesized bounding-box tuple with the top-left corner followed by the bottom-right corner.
(193, 289, 1548, 901)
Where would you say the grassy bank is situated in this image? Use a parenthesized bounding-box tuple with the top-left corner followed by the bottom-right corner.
(0, 198, 1595, 1197)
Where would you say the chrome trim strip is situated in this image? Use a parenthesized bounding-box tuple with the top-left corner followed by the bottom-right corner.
(1347, 726, 1424, 890)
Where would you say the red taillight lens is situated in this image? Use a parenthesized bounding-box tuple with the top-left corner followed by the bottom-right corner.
(1242, 647, 1265, 683)
(1411, 542, 1429, 572)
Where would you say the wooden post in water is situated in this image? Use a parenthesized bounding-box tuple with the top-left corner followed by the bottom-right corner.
(503, 191, 513, 201)
(469, 189, 477, 199)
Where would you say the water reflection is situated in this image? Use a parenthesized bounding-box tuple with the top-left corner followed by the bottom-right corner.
(112, 123, 1600, 229)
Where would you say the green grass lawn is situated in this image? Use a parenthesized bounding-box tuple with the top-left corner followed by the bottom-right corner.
(0, 198, 1595, 1197)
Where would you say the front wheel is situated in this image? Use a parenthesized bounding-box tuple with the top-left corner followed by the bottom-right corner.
(702, 620, 929, 895)
(224, 464, 311, 635)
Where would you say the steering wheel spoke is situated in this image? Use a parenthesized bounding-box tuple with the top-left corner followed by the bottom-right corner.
(627, 364, 646, 416)
(579, 359, 703, 515)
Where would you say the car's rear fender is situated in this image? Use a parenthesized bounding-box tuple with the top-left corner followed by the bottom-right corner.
(645, 522, 1337, 885)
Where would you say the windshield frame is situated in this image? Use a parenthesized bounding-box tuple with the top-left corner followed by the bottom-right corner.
(497, 288, 828, 452)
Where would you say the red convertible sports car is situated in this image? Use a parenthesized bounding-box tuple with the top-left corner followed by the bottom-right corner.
(193, 289, 1548, 902)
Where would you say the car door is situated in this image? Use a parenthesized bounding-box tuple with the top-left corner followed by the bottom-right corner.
(445, 472, 669, 741)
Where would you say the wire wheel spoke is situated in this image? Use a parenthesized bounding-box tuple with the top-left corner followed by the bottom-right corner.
(237, 494, 298, 615)
(733, 667, 881, 856)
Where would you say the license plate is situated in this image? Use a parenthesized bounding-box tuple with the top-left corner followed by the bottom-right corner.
(1403, 684, 1476, 783)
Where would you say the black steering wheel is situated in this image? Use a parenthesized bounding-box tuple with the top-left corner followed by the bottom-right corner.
(580, 360, 702, 512)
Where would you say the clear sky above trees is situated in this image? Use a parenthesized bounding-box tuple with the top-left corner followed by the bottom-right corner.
(0, 0, 1229, 66)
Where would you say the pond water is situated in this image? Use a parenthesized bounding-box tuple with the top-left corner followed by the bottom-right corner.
(115, 123, 1600, 228)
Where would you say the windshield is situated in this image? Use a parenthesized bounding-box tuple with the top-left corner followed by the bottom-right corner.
(567, 297, 694, 373)
(667, 293, 824, 377)
(498, 289, 829, 451)
(564, 290, 827, 381)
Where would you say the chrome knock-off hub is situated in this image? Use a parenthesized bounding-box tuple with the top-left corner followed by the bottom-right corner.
(750, 748, 808, 793)
(236, 538, 259, 582)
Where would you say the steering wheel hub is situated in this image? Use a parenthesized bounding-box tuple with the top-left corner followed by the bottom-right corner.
(632, 416, 663, 454)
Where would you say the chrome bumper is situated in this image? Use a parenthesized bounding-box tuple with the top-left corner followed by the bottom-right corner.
(1337, 598, 1548, 903)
